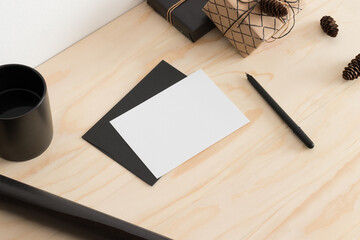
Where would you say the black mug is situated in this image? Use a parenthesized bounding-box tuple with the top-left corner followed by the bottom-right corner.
(0, 64, 53, 161)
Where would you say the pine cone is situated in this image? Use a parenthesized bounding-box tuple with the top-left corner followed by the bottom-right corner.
(320, 16, 339, 37)
(343, 55, 360, 80)
(260, 0, 288, 18)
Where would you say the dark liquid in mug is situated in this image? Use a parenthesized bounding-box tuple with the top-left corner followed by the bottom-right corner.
(0, 89, 41, 118)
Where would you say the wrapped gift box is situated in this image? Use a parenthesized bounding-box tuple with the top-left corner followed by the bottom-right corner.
(203, 0, 301, 57)
(147, 0, 215, 42)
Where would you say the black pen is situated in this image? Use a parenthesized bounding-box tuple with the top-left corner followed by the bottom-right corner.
(246, 73, 314, 149)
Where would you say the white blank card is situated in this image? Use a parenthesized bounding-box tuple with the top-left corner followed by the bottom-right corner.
(110, 70, 249, 178)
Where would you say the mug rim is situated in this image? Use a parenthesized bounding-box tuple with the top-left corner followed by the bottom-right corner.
(0, 64, 48, 121)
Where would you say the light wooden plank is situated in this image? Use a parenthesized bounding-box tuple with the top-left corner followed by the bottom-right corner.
(1, 0, 359, 239)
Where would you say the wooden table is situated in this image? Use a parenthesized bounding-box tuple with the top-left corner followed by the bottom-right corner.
(1, 1, 360, 239)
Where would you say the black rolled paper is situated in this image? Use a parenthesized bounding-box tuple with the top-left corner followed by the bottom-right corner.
(147, 0, 214, 42)
(0, 175, 171, 240)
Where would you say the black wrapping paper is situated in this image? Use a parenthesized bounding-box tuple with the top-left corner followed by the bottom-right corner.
(147, 0, 214, 42)
(0, 174, 171, 240)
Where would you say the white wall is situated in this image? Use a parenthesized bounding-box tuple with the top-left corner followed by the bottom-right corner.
(0, 0, 143, 67)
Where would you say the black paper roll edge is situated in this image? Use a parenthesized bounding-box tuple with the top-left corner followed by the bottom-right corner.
(0, 175, 172, 240)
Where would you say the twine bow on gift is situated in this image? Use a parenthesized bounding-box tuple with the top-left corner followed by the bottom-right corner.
(223, 0, 299, 43)
(166, 0, 188, 25)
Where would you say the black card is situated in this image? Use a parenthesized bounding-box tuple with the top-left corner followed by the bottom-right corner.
(82, 61, 186, 186)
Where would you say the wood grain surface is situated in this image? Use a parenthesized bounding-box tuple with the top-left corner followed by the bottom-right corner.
(1, 0, 360, 239)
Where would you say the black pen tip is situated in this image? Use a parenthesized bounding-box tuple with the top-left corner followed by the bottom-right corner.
(307, 142, 315, 149)
(246, 73, 253, 82)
